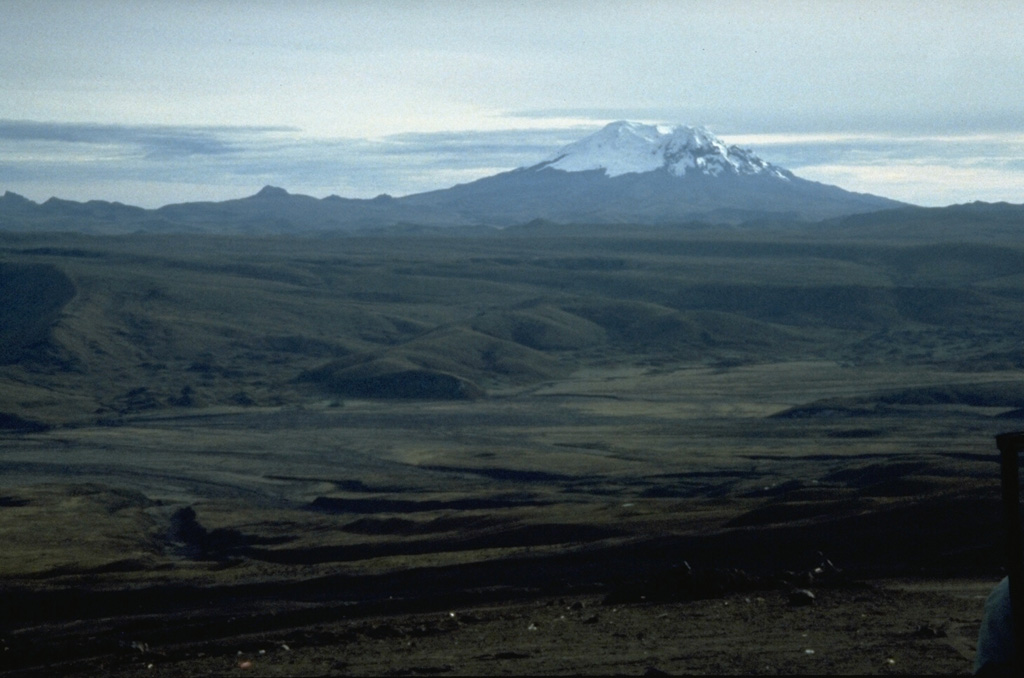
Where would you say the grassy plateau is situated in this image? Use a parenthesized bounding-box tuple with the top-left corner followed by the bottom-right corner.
(2, 218, 1024, 674)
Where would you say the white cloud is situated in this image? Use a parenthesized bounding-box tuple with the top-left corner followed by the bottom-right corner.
(799, 162, 1024, 206)
(0, 121, 589, 206)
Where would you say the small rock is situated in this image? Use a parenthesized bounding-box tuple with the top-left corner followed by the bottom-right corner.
(913, 623, 947, 638)
(789, 589, 816, 606)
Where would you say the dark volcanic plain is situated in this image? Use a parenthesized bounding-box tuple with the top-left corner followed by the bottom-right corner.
(3, 209, 1024, 675)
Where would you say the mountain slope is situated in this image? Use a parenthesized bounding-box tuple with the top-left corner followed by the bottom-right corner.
(403, 161, 900, 225)
(403, 121, 904, 224)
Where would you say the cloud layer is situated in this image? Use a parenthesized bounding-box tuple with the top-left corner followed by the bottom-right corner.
(0, 120, 584, 206)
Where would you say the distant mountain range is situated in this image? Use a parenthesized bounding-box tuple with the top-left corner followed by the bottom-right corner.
(0, 120, 1010, 235)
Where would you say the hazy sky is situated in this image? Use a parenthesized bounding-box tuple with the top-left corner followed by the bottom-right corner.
(2, 0, 1022, 207)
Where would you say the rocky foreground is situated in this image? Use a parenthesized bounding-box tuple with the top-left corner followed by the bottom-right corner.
(4, 575, 987, 676)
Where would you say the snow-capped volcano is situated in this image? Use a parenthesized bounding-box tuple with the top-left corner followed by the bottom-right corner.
(532, 121, 790, 180)
(395, 119, 905, 224)
(0, 121, 909, 233)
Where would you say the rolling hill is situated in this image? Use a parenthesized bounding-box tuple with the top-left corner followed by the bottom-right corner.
(3, 214, 1024, 421)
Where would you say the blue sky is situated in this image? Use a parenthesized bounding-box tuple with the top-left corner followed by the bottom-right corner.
(2, 0, 1023, 207)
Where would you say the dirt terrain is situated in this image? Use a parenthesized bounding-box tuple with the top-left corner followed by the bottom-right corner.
(0, 390, 1011, 676)
(10, 580, 988, 676)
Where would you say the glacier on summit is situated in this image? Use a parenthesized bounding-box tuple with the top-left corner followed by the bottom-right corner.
(532, 121, 791, 181)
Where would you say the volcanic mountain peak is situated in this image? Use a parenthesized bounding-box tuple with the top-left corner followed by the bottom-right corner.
(254, 185, 291, 198)
(533, 120, 791, 181)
